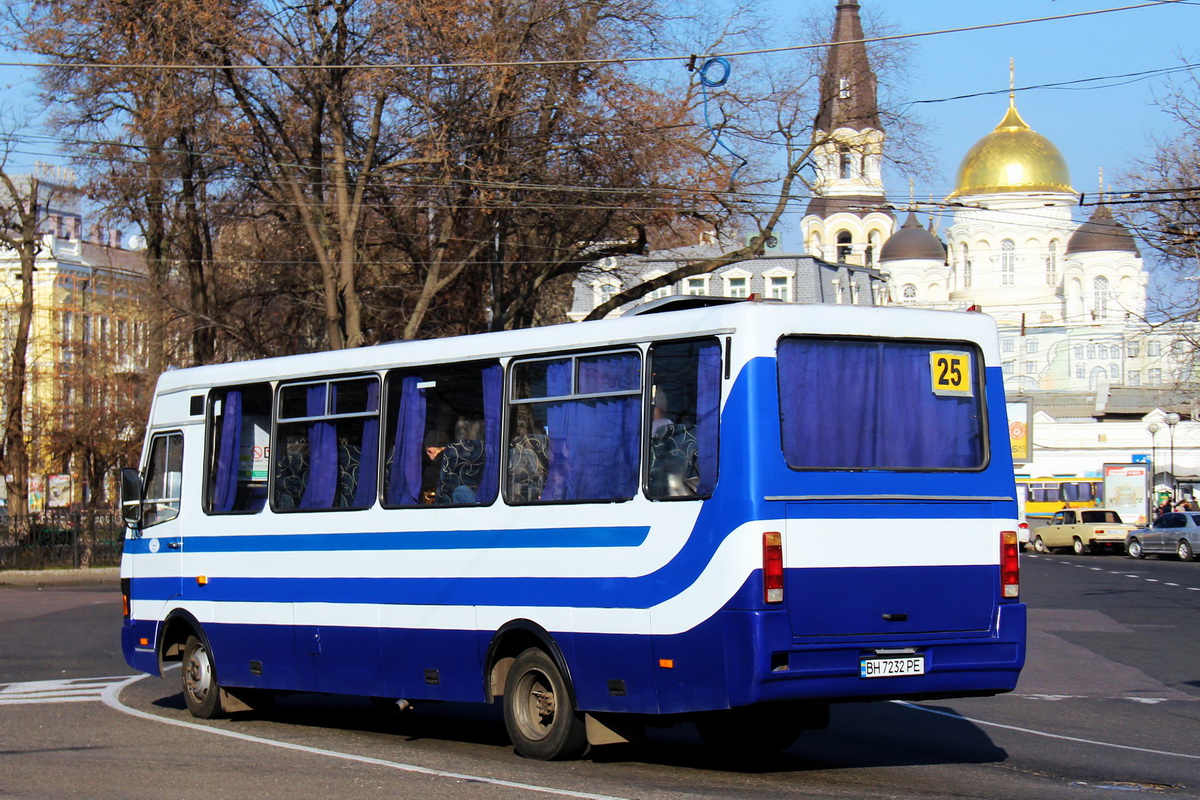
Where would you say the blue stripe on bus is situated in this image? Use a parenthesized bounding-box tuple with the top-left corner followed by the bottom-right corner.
(122, 525, 650, 556)
(129, 563, 997, 609)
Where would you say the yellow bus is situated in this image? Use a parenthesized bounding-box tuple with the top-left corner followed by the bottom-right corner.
(1015, 476, 1103, 521)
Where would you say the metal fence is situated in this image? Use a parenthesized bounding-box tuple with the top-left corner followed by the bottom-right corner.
(0, 510, 125, 570)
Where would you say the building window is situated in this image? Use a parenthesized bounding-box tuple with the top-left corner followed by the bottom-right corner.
(1148, 368, 1163, 384)
(1127, 341, 1140, 357)
(594, 281, 619, 308)
(839, 148, 854, 180)
(767, 275, 790, 301)
(1074, 345, 1084, 360)
(1001, 239, 1015, 285)
(1093, 276, 1110, 318)
(1002, 338, 1014, 353)
(1109, 363, 1121, 382)
(686, 277, 706, 296)
(1046, 240, 1058, 285)
(1003, 363, 1013, 376)
(722, 271, 750, 298)
(1025, 361, 1036, 374)
(1025, 339, 1038, 354)
(901, 284, 917, 303)
(1076, 364, 1086, 379)
(838, 76, 851, 100)
(1148, 340, 1161, 357)
(1129, 370, 1141, 386)
(964, 259, 972, 288)
(1087, 344, 1096, 359)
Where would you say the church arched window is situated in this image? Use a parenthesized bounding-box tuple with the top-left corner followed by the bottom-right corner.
(836, 231, 852, 263)
(1046, 240, 1059, 285)
(1001, 239, 1015, 285)
(961, 243, 972, 288)
(1093, 276, 1110, 318)
(902, 284, 917, 302)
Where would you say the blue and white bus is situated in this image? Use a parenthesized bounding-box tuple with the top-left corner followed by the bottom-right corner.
(119, 297, 1024, 760)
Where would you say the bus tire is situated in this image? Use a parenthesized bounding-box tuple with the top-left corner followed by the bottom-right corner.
(502, 648, 588, 760)
(695, 706, 804, 756)
(182, 635, 228, 720)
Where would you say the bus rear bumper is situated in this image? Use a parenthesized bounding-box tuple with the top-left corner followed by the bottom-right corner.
(724, 602, 1027, 709)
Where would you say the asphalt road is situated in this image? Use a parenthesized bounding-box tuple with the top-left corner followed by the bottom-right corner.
(1, 555, 1199, 800)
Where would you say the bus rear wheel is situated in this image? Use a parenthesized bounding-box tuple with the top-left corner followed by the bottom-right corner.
(503, 648, 588, 760)
(182, 635, 228, 720)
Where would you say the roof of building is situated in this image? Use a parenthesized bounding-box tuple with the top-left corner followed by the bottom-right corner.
(1066, 203, 1140, 255)
(878, 210, 946, 263)
(813, 0, 881, 133)
(1012, 387, 1195, 420)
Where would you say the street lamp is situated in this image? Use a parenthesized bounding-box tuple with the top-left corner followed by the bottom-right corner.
(1148, 421, 1161, 498)
(1166, 412, 1181, 501)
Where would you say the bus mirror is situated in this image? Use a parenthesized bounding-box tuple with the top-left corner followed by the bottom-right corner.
(120, 467, 144, 529)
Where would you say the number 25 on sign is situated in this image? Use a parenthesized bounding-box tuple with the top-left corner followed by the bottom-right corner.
(930, 351, 973, 397)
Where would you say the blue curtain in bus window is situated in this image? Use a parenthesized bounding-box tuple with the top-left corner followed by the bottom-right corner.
(300, 384, 337, 508)
(213, 390, 242, 512)
(543, 354, 639, 501)
(778, 339, 982, 469)
(386, 375, 426, 506)
(477, 364, 502, 504)
(350, 381, 380, 508)
(695, 342, 720, 495)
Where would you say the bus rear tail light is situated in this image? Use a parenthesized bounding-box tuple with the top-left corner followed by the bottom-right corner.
(764, 532, 784, 604)
(120, 577, 131, 619)
(1000, 531, 1019, 598)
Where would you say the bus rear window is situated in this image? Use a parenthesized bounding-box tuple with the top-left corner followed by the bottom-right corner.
(777, 337, 985, 470)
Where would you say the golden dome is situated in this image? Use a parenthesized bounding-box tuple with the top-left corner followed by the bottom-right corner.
(947, 102, 1073, 199)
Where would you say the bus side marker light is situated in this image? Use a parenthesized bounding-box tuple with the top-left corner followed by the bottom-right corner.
(764, 532, 784, 603)
(1000, 531, 1019, 598)
(196, 576, 208, 586)
(658, 659, 674, 669)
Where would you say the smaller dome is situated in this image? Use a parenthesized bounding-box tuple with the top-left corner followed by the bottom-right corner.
(879, 211, 945, 263)
(1066, 204, 1139, 255)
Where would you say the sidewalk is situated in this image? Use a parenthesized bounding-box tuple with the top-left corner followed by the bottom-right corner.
(0, 567, 119, 588)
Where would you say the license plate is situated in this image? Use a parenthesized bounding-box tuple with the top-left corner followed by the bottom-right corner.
(860, 655, 925, 678)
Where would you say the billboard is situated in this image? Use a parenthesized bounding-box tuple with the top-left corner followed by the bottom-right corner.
(1006, 401, 1032, 464)
(1103, 463, 1151, 526)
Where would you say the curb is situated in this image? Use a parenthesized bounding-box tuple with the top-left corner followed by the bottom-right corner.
(0, 567, 120, 588)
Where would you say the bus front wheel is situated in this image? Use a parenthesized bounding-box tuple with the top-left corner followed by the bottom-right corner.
(502, 648, 588, 760)
(182, 635, 228, 720)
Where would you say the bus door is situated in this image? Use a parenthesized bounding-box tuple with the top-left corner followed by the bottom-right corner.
(138, 430, 186, 607)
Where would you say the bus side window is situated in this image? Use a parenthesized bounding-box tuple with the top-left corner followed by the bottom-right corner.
(273, 376, 381, 511)
(206, 384, 272, 514)
(646, 338, 721, 499)
(143, 432, 183, 528)
(382, 362, 500, 508)
(506, 350, 641, 504)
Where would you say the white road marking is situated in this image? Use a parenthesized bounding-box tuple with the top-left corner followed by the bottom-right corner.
(894, 702, 1200, 761)
(101, 674, 633, 800)
(0, 676, 133, 706)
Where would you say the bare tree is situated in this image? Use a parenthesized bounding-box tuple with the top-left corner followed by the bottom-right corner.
(0, 170, 43, 531)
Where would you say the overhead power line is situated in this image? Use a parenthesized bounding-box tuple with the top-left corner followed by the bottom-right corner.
(0, 1, 1186, 72)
